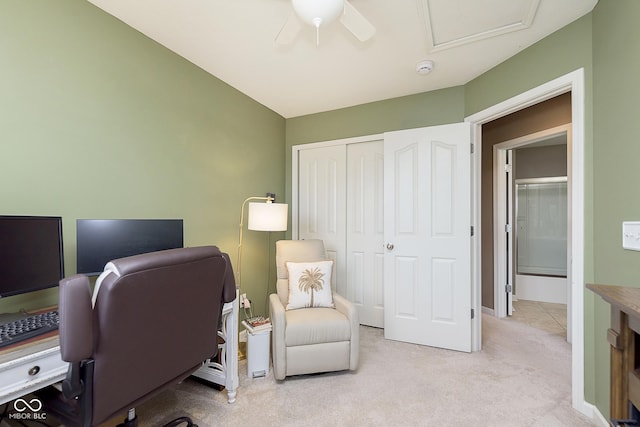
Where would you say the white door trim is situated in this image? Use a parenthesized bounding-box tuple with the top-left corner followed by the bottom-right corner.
(465, 68, 587, 417)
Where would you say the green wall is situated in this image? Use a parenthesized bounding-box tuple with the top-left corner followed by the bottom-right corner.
(0, 0, 285, 318)
(464, 15, 593, 116)
(591, 0, 640, 417)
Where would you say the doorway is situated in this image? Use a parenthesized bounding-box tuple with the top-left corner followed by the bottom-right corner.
(466, 68, 586, 415)
(493, 125, 571, 341)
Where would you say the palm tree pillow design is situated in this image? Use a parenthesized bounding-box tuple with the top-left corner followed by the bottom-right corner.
(285, 260, 335, 310)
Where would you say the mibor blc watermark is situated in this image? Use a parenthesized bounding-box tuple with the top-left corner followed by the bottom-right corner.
(9, 397, 48, 420)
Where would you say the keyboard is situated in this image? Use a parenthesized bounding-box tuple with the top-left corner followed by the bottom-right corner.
(0, 310, 59, 349)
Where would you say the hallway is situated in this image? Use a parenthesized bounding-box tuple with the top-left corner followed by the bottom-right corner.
(511, 299, 568, 338)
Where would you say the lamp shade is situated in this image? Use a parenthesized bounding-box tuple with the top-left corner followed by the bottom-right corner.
(292, 0, 344, 27)
(248, 202, 288, 231)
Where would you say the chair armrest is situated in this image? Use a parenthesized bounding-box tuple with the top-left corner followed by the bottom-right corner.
(333, 293, 359, 371)
(221, 253, 237, 303)
(269, 293, 287, 380)
(59, 275, 94, 363)
(333, 293, 356, 319)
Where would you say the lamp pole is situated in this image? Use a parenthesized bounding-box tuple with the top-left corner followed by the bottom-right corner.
(236, 195, 274, 292)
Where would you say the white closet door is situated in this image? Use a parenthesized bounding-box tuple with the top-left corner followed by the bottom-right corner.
(297, 145, 347, 295)
(383, 123, 472, 352)
(346, 140, 384, 327)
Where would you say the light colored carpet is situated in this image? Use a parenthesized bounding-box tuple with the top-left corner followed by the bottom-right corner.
(126, 313, 592, 427)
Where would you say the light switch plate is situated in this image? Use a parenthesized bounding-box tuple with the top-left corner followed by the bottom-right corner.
(622, 221, 640, 251)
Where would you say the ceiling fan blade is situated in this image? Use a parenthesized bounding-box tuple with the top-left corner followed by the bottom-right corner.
(340, 1, 376, 42)
(275, 12, 302, 45)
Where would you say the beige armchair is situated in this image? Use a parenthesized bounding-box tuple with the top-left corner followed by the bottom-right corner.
(269, 239, 359, 380)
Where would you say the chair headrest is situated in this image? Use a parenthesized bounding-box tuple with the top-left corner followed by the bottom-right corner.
(275, 239, 327, 279)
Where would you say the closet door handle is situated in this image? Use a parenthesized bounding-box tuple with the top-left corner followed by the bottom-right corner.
(386, 243, 394, 250)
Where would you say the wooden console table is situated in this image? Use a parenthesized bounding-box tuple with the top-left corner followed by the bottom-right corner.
(588, 283, 640, 421)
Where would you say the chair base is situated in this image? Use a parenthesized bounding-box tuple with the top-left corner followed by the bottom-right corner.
(163, 416, 198, 427)
(116, 412, 197, 427)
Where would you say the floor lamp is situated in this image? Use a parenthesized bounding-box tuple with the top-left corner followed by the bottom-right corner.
(236, 194, 288, 312)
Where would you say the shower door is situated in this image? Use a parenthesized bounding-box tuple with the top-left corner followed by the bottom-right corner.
(515, 177, 567, 303)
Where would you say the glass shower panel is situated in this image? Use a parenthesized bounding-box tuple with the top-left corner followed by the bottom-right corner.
(516, 178, 567, 277)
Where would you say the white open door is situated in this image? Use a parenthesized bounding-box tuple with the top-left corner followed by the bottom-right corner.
(494, 148, 515, 317)
(383, 123, 472, 352)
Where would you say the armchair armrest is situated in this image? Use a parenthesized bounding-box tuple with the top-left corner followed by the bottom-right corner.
(58, 274, 94, 400)
(269, 293, 287, 380)
(221, 253, 237, 304)
(59, 275, 94, 363)
(333, 293, 359, 371)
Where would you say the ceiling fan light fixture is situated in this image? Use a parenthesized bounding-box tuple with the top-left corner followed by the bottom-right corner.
(277, 0, 375, 47)
(292, 0, 344, 27)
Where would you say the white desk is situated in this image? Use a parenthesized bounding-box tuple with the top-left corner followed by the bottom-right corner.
(193, 293, 239, 403)
(0, 297, 239, 406)
(0, 335, 66, 406)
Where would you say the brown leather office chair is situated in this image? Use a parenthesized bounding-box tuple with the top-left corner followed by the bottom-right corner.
(40, 246, 236, 427)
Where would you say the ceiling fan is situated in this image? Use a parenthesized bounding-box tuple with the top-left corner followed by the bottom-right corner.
(276, 0, 376, 46)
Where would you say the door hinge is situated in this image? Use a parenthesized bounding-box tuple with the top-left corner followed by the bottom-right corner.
(505, 224, 512, 233)
(505, 284, 512, 293)
(505, 164, 512, 173)
(470, 226, 474, 237)
(471, 143, 475, 154)
(471, 308, 475, 319)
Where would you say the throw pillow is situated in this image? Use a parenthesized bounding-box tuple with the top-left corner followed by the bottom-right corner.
(286, 260, 334, 310)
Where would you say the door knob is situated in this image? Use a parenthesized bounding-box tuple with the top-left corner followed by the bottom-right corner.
(386, 243, 394, 250)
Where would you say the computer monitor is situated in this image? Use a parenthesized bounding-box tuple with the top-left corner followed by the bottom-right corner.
(76, 219, 184, 276)
(0, 216, 65, 298)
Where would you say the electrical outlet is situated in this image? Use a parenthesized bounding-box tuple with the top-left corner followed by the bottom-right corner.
(240, 293, 251, 308)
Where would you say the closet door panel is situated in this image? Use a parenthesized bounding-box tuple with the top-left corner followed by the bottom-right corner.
(347, 140, 384, 327)
(297, 145, 347, 294)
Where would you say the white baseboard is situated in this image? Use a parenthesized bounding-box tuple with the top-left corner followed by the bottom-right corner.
(579, 400, 608, 427)
(481, 306, 495, 316)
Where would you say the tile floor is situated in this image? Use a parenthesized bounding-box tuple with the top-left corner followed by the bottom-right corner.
(511, 299, 568, 337)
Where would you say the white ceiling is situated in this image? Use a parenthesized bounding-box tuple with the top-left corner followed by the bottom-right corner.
(86, 0, 597, 118)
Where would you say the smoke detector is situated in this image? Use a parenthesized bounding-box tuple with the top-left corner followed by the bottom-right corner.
(416, 60, 434, 75)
